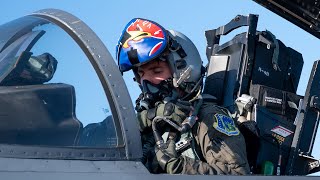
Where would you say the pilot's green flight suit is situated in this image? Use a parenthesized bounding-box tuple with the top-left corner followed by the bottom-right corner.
(141, 100, 250, 175)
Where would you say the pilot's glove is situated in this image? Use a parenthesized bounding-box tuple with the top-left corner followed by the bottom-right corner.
(137, 101, 191, 133)
(155, 139, 183, 174)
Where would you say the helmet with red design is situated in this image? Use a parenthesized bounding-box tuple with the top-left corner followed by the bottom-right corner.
(116, 18, 203, 97)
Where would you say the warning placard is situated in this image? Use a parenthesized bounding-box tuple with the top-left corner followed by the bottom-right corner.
(271, 125, 294, 137)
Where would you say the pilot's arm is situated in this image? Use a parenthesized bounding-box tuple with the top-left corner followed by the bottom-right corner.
(156, 103, 250, 175)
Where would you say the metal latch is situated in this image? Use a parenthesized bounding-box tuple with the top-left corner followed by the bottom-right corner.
(309, 159, 320, 170)
(175, 136, 192, 153)
(310, 96, 320, 111)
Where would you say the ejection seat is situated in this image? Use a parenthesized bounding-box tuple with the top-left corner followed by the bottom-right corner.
(0, 83, 83, 146)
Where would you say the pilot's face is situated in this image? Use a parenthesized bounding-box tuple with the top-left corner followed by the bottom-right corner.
(137, 60, 172, 85)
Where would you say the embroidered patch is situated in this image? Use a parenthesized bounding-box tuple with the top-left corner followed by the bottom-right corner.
(213, 114, 240, 136)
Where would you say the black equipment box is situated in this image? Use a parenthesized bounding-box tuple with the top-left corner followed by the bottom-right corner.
(250, 84, 303, 121)
(251, 31, 303, 93)
(254, 105, 296, 174)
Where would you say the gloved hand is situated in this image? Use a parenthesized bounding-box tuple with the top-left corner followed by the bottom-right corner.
(155, 139, 183, 174)
(136, 101, 191, 133)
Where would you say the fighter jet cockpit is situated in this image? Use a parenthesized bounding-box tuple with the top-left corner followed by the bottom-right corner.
(0, 5, 319, 179)
(0, 9, 141, 161)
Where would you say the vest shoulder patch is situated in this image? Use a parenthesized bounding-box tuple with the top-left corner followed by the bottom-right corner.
(213, 114, 240, 136)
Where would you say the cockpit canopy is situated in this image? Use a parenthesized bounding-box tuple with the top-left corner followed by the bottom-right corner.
(0, 10, 140, 161)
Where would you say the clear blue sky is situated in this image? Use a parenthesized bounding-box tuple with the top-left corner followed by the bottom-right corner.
(1, 0, 319, 175)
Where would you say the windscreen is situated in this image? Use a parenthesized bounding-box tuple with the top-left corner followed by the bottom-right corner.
(0, 16, 121, 149)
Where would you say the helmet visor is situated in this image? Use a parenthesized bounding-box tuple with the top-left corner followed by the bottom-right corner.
(116, 18, 168, 72)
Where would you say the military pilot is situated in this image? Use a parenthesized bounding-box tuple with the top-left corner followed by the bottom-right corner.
(116, 18, 250, 175)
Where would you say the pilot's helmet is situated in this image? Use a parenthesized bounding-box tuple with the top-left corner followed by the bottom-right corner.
(116, 18, 203, 95)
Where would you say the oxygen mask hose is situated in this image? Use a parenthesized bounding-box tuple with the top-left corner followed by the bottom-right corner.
(152, 98, 203, 148)
(152, 115, 184, 149)
(152, 116, 166, 149)
(179, 97, 203, 133)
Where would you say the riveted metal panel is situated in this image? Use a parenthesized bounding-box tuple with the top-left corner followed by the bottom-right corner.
(0, 157, 319, 180)
(0, 144, 126, 160)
